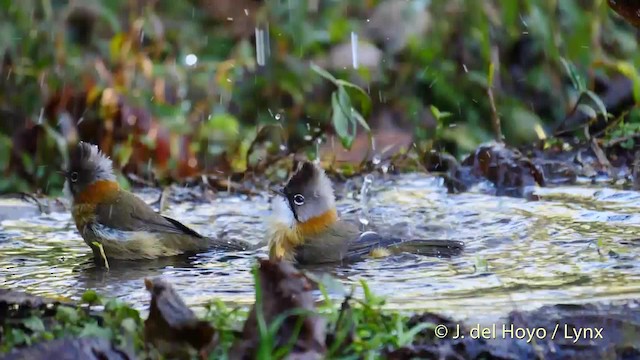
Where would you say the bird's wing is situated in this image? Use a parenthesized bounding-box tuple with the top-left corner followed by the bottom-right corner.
(295, 222, 359, 264)
(94, 191, 252, 251)
(93, 191, 203, 237)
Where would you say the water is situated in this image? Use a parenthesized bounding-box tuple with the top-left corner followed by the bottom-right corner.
(1, 174, 639, 321)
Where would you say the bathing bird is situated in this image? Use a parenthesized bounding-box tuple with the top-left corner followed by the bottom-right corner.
(267, 160, 464, 264)
(65, 142, 247, 264)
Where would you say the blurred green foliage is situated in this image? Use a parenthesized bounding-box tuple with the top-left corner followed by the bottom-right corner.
(0, 0, 638, 194)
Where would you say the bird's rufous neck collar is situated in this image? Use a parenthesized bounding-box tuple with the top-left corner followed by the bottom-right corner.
(74, 180, 120, 204)
(296, 208, 338, 236)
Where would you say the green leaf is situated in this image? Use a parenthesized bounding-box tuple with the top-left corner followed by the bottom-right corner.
(339, 81, 373, 116)
(81, 290, 100, 305)
(56, 306, 80, 324)
(120, 318, 138, 334)
(584, 90, 608, 119)
(23, 316, 45, 332)
(352, 111, 370, 131)
(399, 322, 435, 346)
(430, 105, 452, 121)
(335, 79, 369, 98)
(310, 62, 338, 84)
(79, 322, 113, 339)
(10, 328, 30, 346)
(331, 89, 355, 149)
(576, 104, 597, 120)
(560, 58, 585, 92)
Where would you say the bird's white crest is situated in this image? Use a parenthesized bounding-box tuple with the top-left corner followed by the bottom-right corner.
(313, 165, 335, 209)
(82, 143, 116, 181)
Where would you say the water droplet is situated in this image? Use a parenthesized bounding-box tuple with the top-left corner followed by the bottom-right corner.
(304, 135, 313, 141)
(279, 144, 287, 151)
(185, 54, 198, 66)
(275, 113, 281, 120)
(372, 154, 381, 165)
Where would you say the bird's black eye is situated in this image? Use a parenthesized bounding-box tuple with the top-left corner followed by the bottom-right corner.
(293, 194, 305, 206)
(70, 172, 79, 182)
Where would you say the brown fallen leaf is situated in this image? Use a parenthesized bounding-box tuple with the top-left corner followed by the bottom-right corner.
(143, 277, 217, 359)
(2, 337, 135, 360)
(230, 259, 326, 360)
(447, 142, 545, 199)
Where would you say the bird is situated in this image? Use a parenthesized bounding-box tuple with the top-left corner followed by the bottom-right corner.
(65, 141, 247, 264)
(266, 160, 465, 264)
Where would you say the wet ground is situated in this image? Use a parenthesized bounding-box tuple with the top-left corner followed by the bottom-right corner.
(1, 173, 639, 321)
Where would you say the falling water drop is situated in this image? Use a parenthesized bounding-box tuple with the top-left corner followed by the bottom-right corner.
(351, 31, 359, 69)
(275, 113, 281, 120)
(372, 154, 381, 165)
(255, 27, 266, 66)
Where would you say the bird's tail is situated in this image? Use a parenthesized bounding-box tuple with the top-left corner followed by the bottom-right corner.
(348, 232, 465, 260)
(206, 237, 253, 252)
(385, 238, 465, 257)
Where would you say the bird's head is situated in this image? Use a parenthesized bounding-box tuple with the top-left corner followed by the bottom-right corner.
(271, 161, 337, 229)
(65, 142, 115, 197)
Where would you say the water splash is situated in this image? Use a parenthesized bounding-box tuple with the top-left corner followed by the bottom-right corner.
(358, 174, 374, 227)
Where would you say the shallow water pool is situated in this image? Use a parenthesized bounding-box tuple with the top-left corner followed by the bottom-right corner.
(1, 173, 639, 321)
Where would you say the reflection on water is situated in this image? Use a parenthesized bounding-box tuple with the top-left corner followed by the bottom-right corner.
(1, 174, 639, 320)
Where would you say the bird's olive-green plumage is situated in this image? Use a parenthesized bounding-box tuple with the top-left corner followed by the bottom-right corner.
(67, 142, 248, 263)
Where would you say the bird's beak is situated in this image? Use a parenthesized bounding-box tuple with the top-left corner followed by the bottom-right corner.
(270, 187, 286, 197)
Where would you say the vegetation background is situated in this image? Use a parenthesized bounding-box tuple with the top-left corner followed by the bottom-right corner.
(0, 0, 638, 194)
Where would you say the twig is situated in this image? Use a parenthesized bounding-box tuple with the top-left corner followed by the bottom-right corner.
(19, 192, 49, 214)
(603, 132, 640, 148)
(159, 187, 170, 214)
(92, 242, 110, 270)
(587, 127, 612, 174)
(633, 150, 640, 190)
(487, 58, 504, 143)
